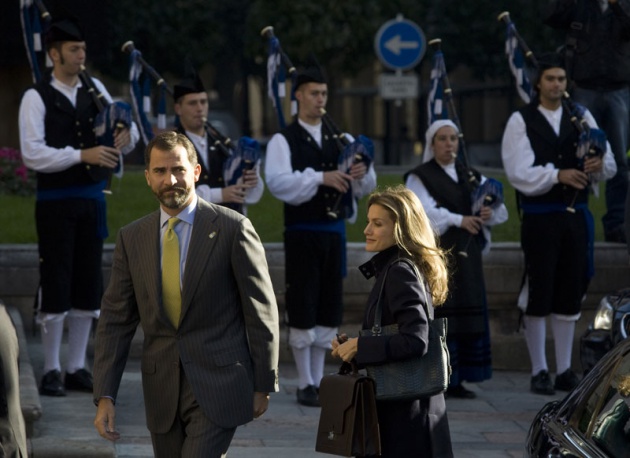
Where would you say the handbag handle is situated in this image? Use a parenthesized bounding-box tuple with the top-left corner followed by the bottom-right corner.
(370, 257, 433, 336)
(338, 360, 360, 375)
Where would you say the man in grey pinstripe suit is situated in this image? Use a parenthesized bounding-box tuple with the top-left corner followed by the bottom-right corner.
(92, 131, 280, 457)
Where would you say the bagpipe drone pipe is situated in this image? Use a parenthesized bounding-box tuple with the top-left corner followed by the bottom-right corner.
(260, 26, 373, 221)
(427, 38, 481, 194)
(20, 0, 51, 84)
(121, 41, 261, 213)
(497, 11, 607, 213)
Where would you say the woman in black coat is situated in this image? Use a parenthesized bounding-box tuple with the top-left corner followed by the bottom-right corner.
(332, 185, 453, 457)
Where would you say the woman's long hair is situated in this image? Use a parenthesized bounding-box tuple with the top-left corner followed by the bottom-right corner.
(367, 185, 449, 305)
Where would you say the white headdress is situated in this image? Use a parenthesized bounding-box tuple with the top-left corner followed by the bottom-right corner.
(423, 119, 459, 164)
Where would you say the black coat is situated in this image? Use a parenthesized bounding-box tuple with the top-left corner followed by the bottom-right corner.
(355, 246, 453, 458)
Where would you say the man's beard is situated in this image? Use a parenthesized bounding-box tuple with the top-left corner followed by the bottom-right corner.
(155, 185, 192, 209)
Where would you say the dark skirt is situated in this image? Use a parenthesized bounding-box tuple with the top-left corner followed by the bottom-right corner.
(362, 395, 453, 458)
(447, 300, 492, 386)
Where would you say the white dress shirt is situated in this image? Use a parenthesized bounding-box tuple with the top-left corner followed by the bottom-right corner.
(501, 104, 616, 197)
(265, 118, 377, 217)
(160, 194, 198, 286)
(19, 75, 139, 173)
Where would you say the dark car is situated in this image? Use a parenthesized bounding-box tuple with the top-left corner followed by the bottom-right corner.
(526, 337, 630, 458)
(581, 288, 630, 374)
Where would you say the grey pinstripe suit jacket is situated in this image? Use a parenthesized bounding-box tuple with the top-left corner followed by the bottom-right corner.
(93, 198, 280, 432)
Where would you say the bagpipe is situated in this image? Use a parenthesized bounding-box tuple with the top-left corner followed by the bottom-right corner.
(121, 41, 261, 213)
(77, 65, 133, 194)
(427, 38, 504, 257)
(497, 11, 607, 212)
(320, 109, 374, 221)
(20, 0, 132, 194)
(260, 26, 373, 221)
(458, 177, 505, 257)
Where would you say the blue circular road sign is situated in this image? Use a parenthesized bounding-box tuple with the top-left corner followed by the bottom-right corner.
(374, 17, 426, 71)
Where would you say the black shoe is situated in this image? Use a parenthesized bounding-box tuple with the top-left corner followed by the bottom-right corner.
(65, 368, 93, 392)
(445, 383, 476, 399)
(40, 370, 66, 397)
(554, 369, 580, 391)
(297, 385, 320, 407)
(531, 370, 555, 395)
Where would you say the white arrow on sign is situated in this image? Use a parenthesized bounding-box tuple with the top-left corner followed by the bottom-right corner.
(384, 35, 420, 55)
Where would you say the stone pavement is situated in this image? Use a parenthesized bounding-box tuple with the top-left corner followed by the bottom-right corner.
(22, 329, 574, 458)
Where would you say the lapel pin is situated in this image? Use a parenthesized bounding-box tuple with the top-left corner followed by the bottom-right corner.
(209, 231, 217, 239)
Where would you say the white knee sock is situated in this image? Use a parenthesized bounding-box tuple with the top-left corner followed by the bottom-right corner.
(523, 315, 548, 376)
(310, 346, 327, 388)
(66, 315, 93, 374)
(291, 345, 313, 389)
(41, 316, 64, 373)
(551, 315, 575, 375)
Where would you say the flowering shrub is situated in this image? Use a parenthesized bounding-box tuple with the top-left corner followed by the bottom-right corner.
(0, 147, 36, 196)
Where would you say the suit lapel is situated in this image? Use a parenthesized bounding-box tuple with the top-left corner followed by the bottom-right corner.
(139, 211, 172, 327)
(181, 200, 221, 319)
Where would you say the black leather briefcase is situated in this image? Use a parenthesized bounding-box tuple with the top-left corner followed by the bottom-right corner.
(316, 362, 381, 457)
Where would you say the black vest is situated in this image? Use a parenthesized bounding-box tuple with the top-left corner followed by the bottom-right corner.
(406, 160, 486, 337)
(33, 75, 107, 190)
(281, 121, 342, 225)
(408, 160, 478, 218)
(176, 126, 227, 188)
(518, 103, 587, 206)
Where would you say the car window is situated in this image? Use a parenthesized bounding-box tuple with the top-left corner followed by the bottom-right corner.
(576, 352, 630, 457)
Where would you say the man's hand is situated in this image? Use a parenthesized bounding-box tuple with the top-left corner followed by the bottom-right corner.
(241, 169, 259, 188)
(94, 398, 120, 442)
(113, 127, 132, 150)
(349, 161, 367, 180)
(81, 146, 120, 169)
(583, 155, 603, 175)
(558, 168, 589, 189)
(479, 206, 493, 221)
(323, 170, 352, 193)
(461, 215, 483, 235)
(222, 183, 254, 203)
(253, 392, 269, 419)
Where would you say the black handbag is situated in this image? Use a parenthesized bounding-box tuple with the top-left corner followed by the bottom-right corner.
(316, 362, 381, 457)
(359, 258, 451, 401)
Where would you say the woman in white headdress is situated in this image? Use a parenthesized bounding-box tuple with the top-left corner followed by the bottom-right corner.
(404, 119, 508, 399)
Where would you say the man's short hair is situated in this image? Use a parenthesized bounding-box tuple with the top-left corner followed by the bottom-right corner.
(144, 131, 198, 168)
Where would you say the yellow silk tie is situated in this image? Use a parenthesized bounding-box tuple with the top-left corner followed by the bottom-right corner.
(162, 217, 182, 328)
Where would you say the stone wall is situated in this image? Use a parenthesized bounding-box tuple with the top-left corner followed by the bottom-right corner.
(2, 242, 629, 370)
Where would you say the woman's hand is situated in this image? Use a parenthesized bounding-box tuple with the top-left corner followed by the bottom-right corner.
(331, 333, 347, 352)
(331, 337, 358, 362)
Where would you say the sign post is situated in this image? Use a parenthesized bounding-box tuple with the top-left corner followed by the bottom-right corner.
(374, 15, 426, 164)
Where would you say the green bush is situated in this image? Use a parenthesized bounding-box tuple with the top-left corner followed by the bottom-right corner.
(0, 166, 608, 244)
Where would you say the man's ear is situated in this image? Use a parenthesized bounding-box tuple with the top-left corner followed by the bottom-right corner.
(48, 47, 59, 64)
